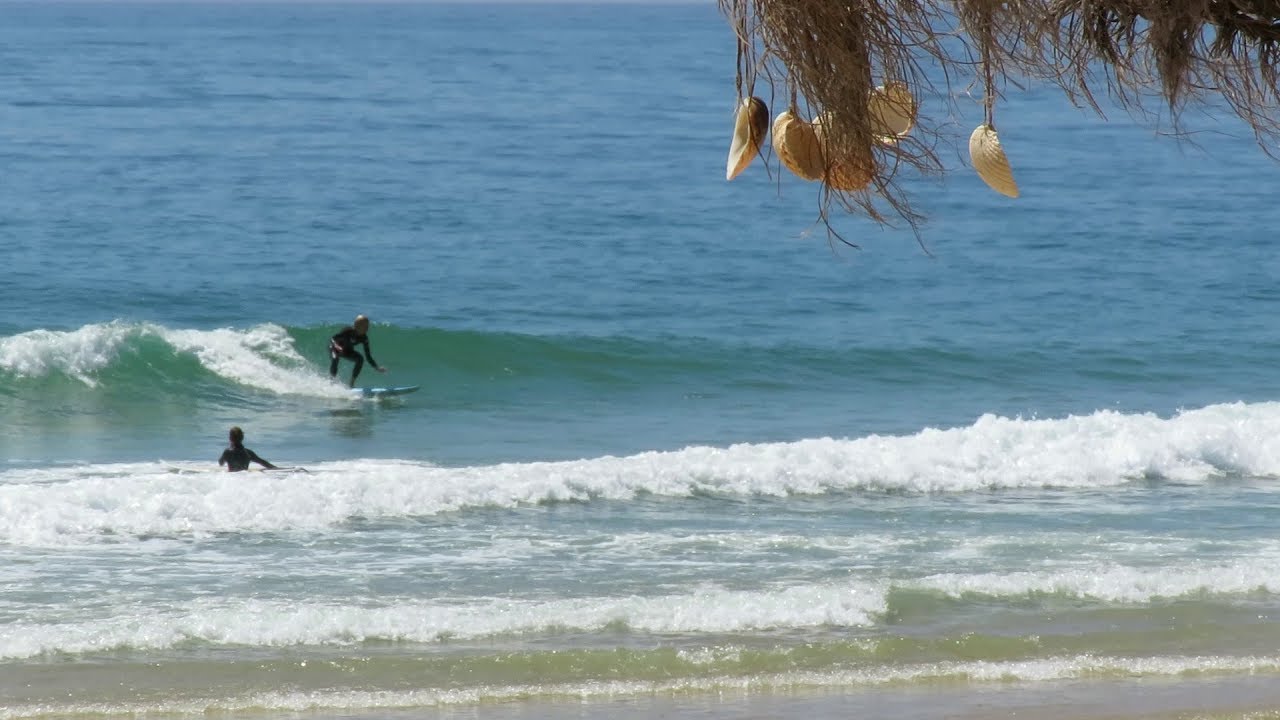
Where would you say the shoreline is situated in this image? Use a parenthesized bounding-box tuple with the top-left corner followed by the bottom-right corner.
(8, 675, 1280, 720)
(406, 677, 1280, 720)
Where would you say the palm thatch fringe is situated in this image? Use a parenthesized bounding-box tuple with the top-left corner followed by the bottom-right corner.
(719, 0, 1280, 234)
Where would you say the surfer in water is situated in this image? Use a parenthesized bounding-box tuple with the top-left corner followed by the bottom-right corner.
(218, 426, 277, 472)
(329, 314, 386, 387)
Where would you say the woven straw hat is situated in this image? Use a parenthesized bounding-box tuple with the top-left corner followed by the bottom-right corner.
(868, 82, 917, 144)
(813, 112, 873, 192)
(772, 110, 825, 181)
(968, 124, 1019, 198)
(726, 96, 769, 181)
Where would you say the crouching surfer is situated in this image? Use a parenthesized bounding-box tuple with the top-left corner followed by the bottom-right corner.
(329, 314, 387, 388)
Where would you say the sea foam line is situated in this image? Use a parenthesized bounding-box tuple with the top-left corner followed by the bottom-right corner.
(8, 556, 1280, 660)
(0, 583, 887, 659)
(2, 654, 1279, 719)
(4, 399, 1280, 544)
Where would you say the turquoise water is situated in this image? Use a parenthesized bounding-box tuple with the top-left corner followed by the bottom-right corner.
(5, 2, 1280, 718)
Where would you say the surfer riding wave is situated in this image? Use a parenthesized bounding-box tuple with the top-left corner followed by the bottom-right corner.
(329, 314, 386, 388)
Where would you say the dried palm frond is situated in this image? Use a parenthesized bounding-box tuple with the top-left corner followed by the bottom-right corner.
(1042, 0, 1280, 149)
(814, 111, 875, 191)
(716, 0, 1280, 234)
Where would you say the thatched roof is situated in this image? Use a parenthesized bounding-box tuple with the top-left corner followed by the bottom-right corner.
(720, 0, 1280, 239)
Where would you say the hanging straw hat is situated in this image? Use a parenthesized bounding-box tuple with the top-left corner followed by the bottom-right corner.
(772, 110, 825, 181)
(868, 82, 917, 144)
(968, 124, 1019, 198)
(726, 96, 769, 181)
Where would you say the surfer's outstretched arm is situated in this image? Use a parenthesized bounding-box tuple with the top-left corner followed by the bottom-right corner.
(360, 336, 385, 373)
(248, 450, 276, 470)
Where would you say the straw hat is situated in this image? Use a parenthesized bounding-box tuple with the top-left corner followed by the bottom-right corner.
(868, 82, 917, 144)
(772, 110, 825, 181)
(813, 112, 874, 192)
(968, 124, 1019, 198)
(726, 96, 769, 181)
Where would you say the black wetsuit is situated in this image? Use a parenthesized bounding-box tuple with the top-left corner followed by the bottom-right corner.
(219, 443, 274, 472)
(329, 326, 379, 385)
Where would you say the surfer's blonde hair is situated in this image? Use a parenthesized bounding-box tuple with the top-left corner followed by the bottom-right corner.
(354, 315, 370, 332)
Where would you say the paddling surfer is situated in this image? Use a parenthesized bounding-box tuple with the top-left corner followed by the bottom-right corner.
(218, 426, 277, 472)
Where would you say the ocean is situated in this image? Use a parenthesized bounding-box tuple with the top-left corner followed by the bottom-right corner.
(5, 2, 1280, 719)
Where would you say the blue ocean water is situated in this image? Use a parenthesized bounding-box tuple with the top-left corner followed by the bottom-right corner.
(5, 2, 1280, 719)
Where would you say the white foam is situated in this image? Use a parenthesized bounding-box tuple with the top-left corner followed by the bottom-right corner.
(0, 321, 349, 398)
(162, 323, 348, 398)
(919, 556, 1280, 603)
(7, 545, 1280, 659)
(5, 400, 1280, 544)
(0, 321, 136, 386)
(0, 581, 886, 658)
(2, 654, 1279, 718)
